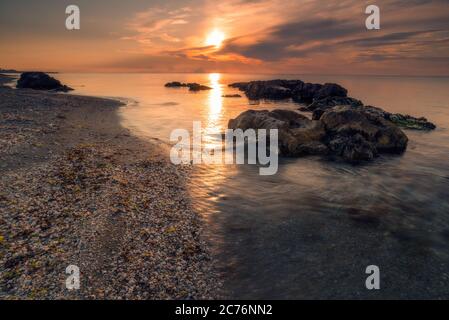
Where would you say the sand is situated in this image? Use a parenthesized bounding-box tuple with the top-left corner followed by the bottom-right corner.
(0, 79, 221, 299)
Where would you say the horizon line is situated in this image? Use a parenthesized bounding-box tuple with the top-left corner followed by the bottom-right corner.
(2, 69, 449, 78)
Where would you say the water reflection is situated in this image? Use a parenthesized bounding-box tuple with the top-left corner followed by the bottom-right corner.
(205, 73, 224, 149)
(57, 73, 449, 298)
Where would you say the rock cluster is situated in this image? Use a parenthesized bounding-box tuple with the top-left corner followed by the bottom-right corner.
(228, 106, 409, 163)
(16, 72, 73, 92)
(229, 79, 436, 131)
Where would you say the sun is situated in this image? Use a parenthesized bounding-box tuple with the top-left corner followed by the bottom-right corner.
(206, 29, 225, 48)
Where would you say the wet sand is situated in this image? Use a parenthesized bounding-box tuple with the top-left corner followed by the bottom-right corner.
(0, 80, 221, 299)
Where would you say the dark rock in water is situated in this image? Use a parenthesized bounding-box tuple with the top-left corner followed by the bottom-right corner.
(165, 81, 212, 91)
(291, 83, 322, 103)
(229, 79, 305, 100)
(363, 105, 436, 131)
(16, 72, 72, 92)
(321, 105, 408, 158)
(229, 79, 436, 131)
(228, 109, 328, 157)
(228, 80, 347, 103)
(307, 101, 435, 131)
(229, 82, 250, 91)
(244, 81, 293, 100)
(222, 94, 242, 98)
(228, 106, 409, 163)
(165, 81, 186, 87)
(303, 96, 363, 113)
(315, 83, 348, 100)
(187, 83, 212, 91)
(293, 83, 348, 103)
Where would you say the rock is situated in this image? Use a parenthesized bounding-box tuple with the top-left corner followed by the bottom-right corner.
(328, 134, 377, 162)
(228, 82, 250, 91)
(228, 105, 409, 163)
(245, 82, 292, 100)
(165, 81, 186, 88)
(228, 109, 328, 157)
(315, 83, 348, 100)
(320, 105, 408, 157)
(305, 96, 363, 112)
(229, 79, 436, 131)
(291, 83, 323, 103)
(164, 82, 212, 91)
(187, 83, 212, 91)
(363, 105, 436, 130)
(229, 80, 305, 100)
(222, 94, 242, 98)
(16, 72, 73, 92)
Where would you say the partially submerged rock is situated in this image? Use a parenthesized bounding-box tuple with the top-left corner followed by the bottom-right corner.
(16, 72, 73, 92)
(363, 105, 437, 131)
(228, 106, 409, 163)
(312, 104, 436, 131)
(229, 79, 436, 131)
(222, 94, 242, 98)
(164, 81, 212, 91)
(188, 83, 212, 91)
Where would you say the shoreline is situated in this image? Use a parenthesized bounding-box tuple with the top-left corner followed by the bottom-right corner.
(0, 80, 221, 299)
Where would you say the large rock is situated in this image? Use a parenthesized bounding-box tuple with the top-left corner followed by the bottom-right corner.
(228, 106, 409, 163)
(291, 83, 322, 103)
(363, 105, 436, 130)
(242, 80, 303, 100)
(228, 109, 328, 156)
(16, 72, 72, 92)
(228, 80, 348, 103)
(300, 96, 363, 115)
(292, 83, 347, 103)
(315, 83, 348, 100)
(320, 105, 408, 158)
(187, 83, 212, 91)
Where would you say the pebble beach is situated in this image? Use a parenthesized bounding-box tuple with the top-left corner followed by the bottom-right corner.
(0, 76, 221, 299)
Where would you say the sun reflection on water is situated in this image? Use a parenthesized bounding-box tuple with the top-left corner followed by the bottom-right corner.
(205, 73, 224, 149)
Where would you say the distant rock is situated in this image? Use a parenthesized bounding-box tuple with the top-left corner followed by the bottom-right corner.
(164, 81, 187, 88)
(228, 106, 409, 163)
(222, 94, 242, 98)
(16, 72, 72, 92)
(229, 79, 436, 131)
(164, 81, 212, 91)
(187, 83, 212, 91)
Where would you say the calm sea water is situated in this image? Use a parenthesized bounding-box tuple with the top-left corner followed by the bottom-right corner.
(56, 73, 449, 299)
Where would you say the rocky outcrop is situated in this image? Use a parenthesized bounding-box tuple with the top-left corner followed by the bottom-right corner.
(230, 80, 304, 100)
(16, 72, 72, 92)
(165, 82, 212, 91)
(222, 94, 242, 98)
(228, 79, 436, 131)
(311, 104, 436, 131)
(229, 80, 346, 102)
(362, 105, 437, 131)
(228, 106, 409, 163)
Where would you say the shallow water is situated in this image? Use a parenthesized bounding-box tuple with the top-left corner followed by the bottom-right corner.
(57, 73, 449, 299)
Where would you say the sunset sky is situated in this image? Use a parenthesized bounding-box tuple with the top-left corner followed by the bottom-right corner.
(1, 0, 448, 75)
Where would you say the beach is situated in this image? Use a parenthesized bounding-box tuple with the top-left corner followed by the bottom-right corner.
(0, 76, 221, 299)
(2, 72, 449, 299)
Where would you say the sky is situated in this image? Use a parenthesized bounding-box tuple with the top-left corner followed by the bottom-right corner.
(1, 0, 449, 75)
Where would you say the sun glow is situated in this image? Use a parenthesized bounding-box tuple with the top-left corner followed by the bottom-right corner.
(205, 73, 223, 150)
(206, 29, 225, 48)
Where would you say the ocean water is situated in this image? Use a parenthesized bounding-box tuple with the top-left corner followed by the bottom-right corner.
(54, 73, 449, 298)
